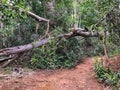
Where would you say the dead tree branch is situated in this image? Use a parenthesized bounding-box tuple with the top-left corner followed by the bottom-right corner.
(0, 54, 19, 68)
(22, 9, 50, 37)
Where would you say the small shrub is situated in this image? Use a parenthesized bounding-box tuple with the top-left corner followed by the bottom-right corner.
(30, 39, 58, 69)
(30, 37, 79, 69)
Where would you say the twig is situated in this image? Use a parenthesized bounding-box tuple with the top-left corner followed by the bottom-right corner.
(0, 55, 19, 68)
(0, 55, 14, 62)
(91, 15, 106, 30)
(45, 20, 50, 37)
(35, 23, 39, 34)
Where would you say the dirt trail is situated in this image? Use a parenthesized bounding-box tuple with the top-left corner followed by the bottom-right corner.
(0, 58, 109, 90)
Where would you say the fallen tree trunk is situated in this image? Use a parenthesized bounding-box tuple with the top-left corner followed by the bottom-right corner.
(0, 28, 101, 68)
(0, 29, 99, 56)
(0, 6, 100, 67)
(0, 38, 49, 56)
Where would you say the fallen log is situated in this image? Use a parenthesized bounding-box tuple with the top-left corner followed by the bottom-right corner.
(0, 6, 101, 67)
(0, 28, 100, 68)
(0, 6, 99, 57)
(0, 29, 99, 56)
(0, 38, 50, 56)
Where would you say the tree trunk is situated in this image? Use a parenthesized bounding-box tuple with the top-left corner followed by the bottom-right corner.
(102, 30, 109, 67)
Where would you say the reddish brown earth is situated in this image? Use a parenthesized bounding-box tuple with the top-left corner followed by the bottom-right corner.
(108, 55, 120, 72)
(0, 58, 113, 90)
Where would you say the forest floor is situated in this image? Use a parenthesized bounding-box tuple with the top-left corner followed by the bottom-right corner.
(0, 56, 119, 90)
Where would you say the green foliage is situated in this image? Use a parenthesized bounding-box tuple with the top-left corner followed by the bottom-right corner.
(96, 0, 120, 45)
(107, 43, 120, 56)
(94, 59, 120, 89)
(1, 0, 120, 70)
(30, 27, 87, 69)
(0, 23, 34, 47)
(79, 0, 98, 27)
(30, 39, 57, 69)
(89, 45, 104, 56)
(0, 0, 28, 24)
(30, 39, 66, 69)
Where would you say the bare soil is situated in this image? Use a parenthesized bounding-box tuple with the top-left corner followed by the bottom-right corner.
(0, 57, 116, 90)
(108, 54, 120, 72)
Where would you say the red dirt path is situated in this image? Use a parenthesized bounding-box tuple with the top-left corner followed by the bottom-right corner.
(0, 58, 110, 90)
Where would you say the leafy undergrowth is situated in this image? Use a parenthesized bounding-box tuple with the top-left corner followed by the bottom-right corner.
(94, 55, 120, 90)
(30, 37, 85, 69)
